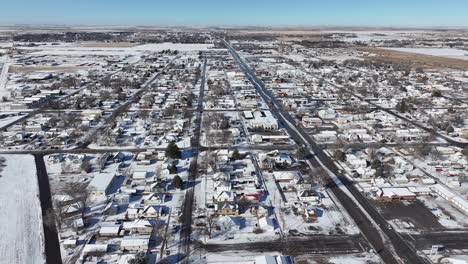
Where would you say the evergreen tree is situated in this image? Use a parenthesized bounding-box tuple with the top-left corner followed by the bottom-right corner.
(295, 147, 308, 160)
(462, 146, 468, 157)
(333, 150, 346, 161)
(129, 252, 146, 264)
(165, 141, 181, 159)
(396, 99, 408, 113)
(169, 162, 178, 174)
(172, 175, 184, 189)
(231, 149, 242, 160)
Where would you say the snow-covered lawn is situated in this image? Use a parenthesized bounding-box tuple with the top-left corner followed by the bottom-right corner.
(0, 154, 46, 264)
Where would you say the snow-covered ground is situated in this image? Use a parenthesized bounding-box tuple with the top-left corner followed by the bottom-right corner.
(20, 43, 215, 56)
(0, 56, 10, 99)
(0, 112, 26, 129)
(385, 47, 468, 60)
(325, 253, 382, 264)
(0, 154, 46, 264)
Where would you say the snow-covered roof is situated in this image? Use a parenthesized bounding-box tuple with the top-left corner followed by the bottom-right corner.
(378, 187, 416, 198)
(88, 173, 115, 192)
(121, 236, 150, 247)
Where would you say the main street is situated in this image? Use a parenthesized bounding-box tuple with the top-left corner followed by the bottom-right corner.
(223, 39, 428, 264)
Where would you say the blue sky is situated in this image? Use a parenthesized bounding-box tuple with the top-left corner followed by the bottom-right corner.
(1, 0, 467, 27)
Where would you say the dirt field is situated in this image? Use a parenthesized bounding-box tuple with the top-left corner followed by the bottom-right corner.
(79, 41, 139, 48)
(10, 65, 89, 73)
(231, 29, 321, 36)
(230, 29, 322, 41)
(376, 200, 444, 231)
(356, 47, 468, 71)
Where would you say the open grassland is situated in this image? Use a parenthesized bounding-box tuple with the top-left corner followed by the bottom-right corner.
(356, 47, 468, 71)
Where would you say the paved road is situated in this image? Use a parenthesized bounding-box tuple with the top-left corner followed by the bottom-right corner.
(178, 57, 207, 263)
(196, 235, 367, 256)
(34, 154, 63, 264)
(407, 232, 468, 251)
(224, 40, 428, 264)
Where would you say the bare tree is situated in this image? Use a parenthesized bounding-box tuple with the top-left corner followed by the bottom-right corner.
(206, 215, 217, 238)
(138, 109, 150, 121)
(162, 105, 175, 118)
(62, 182, 91, 215)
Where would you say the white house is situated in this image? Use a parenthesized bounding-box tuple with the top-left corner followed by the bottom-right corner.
(123, 220, 153, 235)
(258, 216, 275, 232)
(99, 223, 122, 237)
(346, 154, 367, 169)
(297, 190, 320, 203)
(245, 110, 278, 130)
(120, 236, 150, 252)
(214, 191, 233, 202)
(83, 244, 108, 255)
(318, 108, 336, 120)
(88, 173, 116, 197)
(218, 216, 241, 232)
(144, 193, 166, 205)
(214, 180, 231, 192)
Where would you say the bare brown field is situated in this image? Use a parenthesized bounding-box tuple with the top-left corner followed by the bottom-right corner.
(230, 29, 321, 36)
(10, 65, 89, 73)
(79, 41, 139, 48)
(356, 47, 468, 71)
(278, 36, 322, 42)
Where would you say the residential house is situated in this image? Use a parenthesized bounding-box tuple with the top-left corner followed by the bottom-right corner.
(120, 236, 150, 252)
(123, 219, 153, 235)
(215, 201, 238, 215)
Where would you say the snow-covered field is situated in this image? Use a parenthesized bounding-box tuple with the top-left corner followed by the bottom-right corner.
(385, 47, 468, 60)
(20, 43, 215, 56)
(0, 56, 10, 99)
(0, 154, 45, 264)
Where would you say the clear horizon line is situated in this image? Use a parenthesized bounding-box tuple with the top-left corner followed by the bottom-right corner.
(1, 23, 468, 30)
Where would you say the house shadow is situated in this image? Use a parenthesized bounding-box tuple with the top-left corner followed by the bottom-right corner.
(184, 180, 201, 189)
(233, 217, 247, 229)
(272, 218, 281, 230)
(86, 217, 101, 228)
(181, 149, 193, 159)
(163, 195, 173, 203)
(129, 194, 143, 203)
(315, 208, 324, 217)
(160, 253, 186, 264)
(107, 175, 125, 195)
(118, 204, 129, 214)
